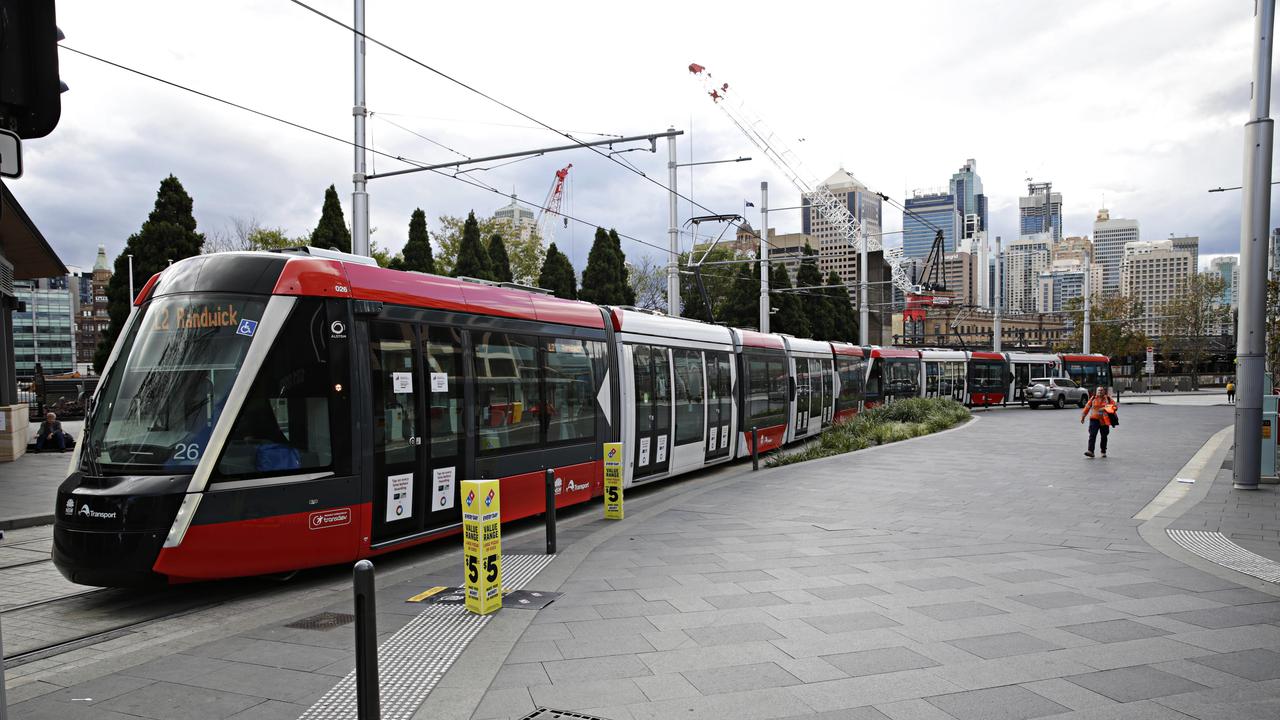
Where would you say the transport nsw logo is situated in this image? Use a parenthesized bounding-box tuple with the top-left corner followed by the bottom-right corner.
(308, 507, 352, 530)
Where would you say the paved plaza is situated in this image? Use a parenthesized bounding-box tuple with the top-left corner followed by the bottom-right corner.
(8, 402, 1280, 720)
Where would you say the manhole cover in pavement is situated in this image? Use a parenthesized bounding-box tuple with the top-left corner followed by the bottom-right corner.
(1222, 458, 1234, 470)
(519, 709, 609, 720)
(285, 611, 355, 631)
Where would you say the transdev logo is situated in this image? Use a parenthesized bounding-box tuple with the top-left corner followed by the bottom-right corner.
(466, 489, 476, 507)
(485, 489, 495, 507)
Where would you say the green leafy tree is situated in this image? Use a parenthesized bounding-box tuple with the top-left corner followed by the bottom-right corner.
(1062, 293, 1148, 358)
(680, 247, 743, 323)
(94, 175, 206, 372)
(579, 227, 635, 305)
(795, 244, 831, 339)
(487, 234, 513, 283)
(452, 211, 492, 280)
(391, 208, 435, 273)
(538, 242, 577, 300)
(1268, 278, 1280, 387)
(310, 185, 351, 253)
(826, 271, 857, 342)
(1159, 272, 1230, 388)
(721, 261, 760, 330)
(435, 214, 544, 283)
(769, 261, 810, 338)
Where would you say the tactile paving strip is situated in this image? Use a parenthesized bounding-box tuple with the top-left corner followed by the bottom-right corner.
(298, 553, 556, 720)
(1167, 529, 1280, 584)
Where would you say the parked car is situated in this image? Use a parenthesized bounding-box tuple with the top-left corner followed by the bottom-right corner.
(1026, 377, 1089, 409)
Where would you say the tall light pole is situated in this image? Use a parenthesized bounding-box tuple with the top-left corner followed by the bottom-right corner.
(1235, 0, 1275, 491)
(994, 236, 1003, 352)
(127, 254, 134, 303)
(351, 0, 370, 257)
(666, 129, 679, 314)
(760, 182, 769, 333)
(859, 225, 869, 346)
(1083, 248, 1092, 354)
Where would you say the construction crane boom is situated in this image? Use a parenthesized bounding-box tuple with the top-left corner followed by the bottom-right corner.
(687, 63, 916, 299)
(536, 164, 572, 244)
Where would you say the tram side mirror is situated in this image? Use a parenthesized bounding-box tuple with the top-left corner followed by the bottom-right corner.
(0, 130, 22, 178)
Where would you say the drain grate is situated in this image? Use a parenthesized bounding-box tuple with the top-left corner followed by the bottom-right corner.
(519, 709, 609, 720)
(286, 611, 356, 631)
(1222, 458, 1234, 471)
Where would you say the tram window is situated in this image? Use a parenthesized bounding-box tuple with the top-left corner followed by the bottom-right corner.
(970, 362, 1005, 389)
(544, 337, 598, 443)
(865, 360, 882, 398)
(216, 299, 345, 479)
(474, 332, 542, 453)
(745, 354, 786, 425)
(886, 360, 919, 396)
(84, 294, 267, 474)
(808, 359, 822, 417)
(673, 349, 704, 446)
(925, 362, 940, 396)
(837, 357, 864, 404)
(425, 327, 464, 458)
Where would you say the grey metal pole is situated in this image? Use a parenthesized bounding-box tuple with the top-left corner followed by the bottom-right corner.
(667, 129, 679, 315)
(859, 225, 869, 346)
(1, 612, 8, 720)
(127, 254, 134, 302)
(351, 0, 370, 257)
(994, 236, 1003, 352)
(759, 182, 769, 333)
(1083, 248, 1092, 354)
(1235, 0, 1275, 491)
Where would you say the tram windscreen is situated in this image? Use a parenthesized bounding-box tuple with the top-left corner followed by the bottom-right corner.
(82, 294, 266, 473)
(1066, 362, 1112, 392)
(884, 359, 919, 398)
(969, 361, 1006, 391)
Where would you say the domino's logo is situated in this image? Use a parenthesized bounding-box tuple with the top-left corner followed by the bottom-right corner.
(607, 447, 618, 459)
(485, 489, 495, 507)
(465, 490, 476, 507)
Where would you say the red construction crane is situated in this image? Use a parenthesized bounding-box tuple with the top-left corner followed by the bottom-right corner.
(536, 164, 572, 245)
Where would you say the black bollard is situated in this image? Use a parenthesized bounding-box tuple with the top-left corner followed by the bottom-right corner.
(545, 468, 557, 555)
(353, 560, 380, 720)
(751, 426, 759, 471)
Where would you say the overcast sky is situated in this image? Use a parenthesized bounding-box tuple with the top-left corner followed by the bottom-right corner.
(14, 1, 1272, 274)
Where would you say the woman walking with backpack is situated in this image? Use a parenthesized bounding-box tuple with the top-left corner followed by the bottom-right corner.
(1081, 387, 1117, 458)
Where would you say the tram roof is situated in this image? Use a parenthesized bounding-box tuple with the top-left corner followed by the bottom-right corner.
(781, 336, 833, 355)
(733, 329, 786, 351)
(1004, 351, 1060, 363)
(830, 342, 864, 358)
(868, 346, 920, 359)
(1060, 353, 1111, 363)
(608, 307, 733, 344)
(919, 349, 967, 361)
(969, 351, 1006, 361)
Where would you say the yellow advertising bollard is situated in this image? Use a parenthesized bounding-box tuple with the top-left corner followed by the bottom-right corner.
(603, 442, 623, 520)
(461, 479, 502, 614)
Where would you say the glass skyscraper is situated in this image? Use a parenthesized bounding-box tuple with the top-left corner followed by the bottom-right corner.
(949, 158, 987, 239)
(1019, 181, 1063, 243)
(903, 191, 959, 258)
(13, 277, 76, 376)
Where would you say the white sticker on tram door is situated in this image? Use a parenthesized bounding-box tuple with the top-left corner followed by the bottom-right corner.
(708, 426, 718, 453)
(387, 472, 413, 522)
(720, 425, 729, 449)
(430, 372, 448, 392)
(432, 467, 455, 510)
(656, 435, 667, 464)
(638, 437, 650, 466)
(392, 372, 413, 394)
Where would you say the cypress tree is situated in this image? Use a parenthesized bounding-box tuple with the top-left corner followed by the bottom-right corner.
(94, 175, 206, 372)
(723, 261, 760, 330)
(826, 271, 857, 342)
(538, 242, 577, 300)
(609, 229, 636, 305)
(310, 185, 352, 253)
(452, 211, 492, 280)
(393, 208, 435, 273)
(487, 234, 513, 283)
(795, 244, 831, 339)
(770, 262, 810, 338)
(580, 227, 631, 305)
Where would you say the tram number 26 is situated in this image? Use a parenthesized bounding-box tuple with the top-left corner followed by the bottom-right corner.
(466, 553, 499, 584)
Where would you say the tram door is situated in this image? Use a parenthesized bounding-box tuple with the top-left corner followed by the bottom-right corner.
(1013, 363, 1030, 403)
(632, 345, 672, 479)
(819, 359, 835, 425)
(705, 351, 732, 461)
(793, 358, 812, 438)
(368, 321, 465, 546)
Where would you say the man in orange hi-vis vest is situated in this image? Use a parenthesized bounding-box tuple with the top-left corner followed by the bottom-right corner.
(1080, 387, 1116, 458)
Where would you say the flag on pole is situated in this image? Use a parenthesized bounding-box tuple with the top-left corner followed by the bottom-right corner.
(744, 200, 755, 207)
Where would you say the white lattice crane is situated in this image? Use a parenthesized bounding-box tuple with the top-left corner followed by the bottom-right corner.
(535, 164, 572, 245)
(688, 63, 920, 341)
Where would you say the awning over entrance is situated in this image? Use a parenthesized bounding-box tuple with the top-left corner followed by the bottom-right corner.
(0, 180, 66, 279)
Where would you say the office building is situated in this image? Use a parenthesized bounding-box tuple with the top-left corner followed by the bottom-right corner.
(1037, 260, 1102, 314)
(1005, 234, 1053, 314)
(491, 194, 537, 242)
(1054, 236, 1093, 265)
(1120, 239, 1194, 337)
(73, 246, 112, 372)
(950, 158, 987, 240)
(1092, 208, 1139, 294)
(1210, 255, 1240, 309)
(1271, 227, 1279, 279)
(13, 276, 76, 377)
(1170, 236, 1199, 275)
(1019, 181, 1063, 243)
(801, 169, 883, 283)
(902, 189, 960, 259)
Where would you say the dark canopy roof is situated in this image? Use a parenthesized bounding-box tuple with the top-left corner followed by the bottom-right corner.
(0, 181, 65, 279)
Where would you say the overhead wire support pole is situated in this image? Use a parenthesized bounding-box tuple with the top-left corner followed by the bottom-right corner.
(1083, 248, 1092, 354)
(668, 128, 679, 315)
(994, 236, 1003, 353)
(1235, 0, 1275, 491)
(352, 0, 369, 257)
(366, 130, 683, 181)
(760, 182, 769, 333)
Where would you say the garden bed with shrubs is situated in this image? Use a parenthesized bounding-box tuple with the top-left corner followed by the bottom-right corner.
(768, 397, 972, 467)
